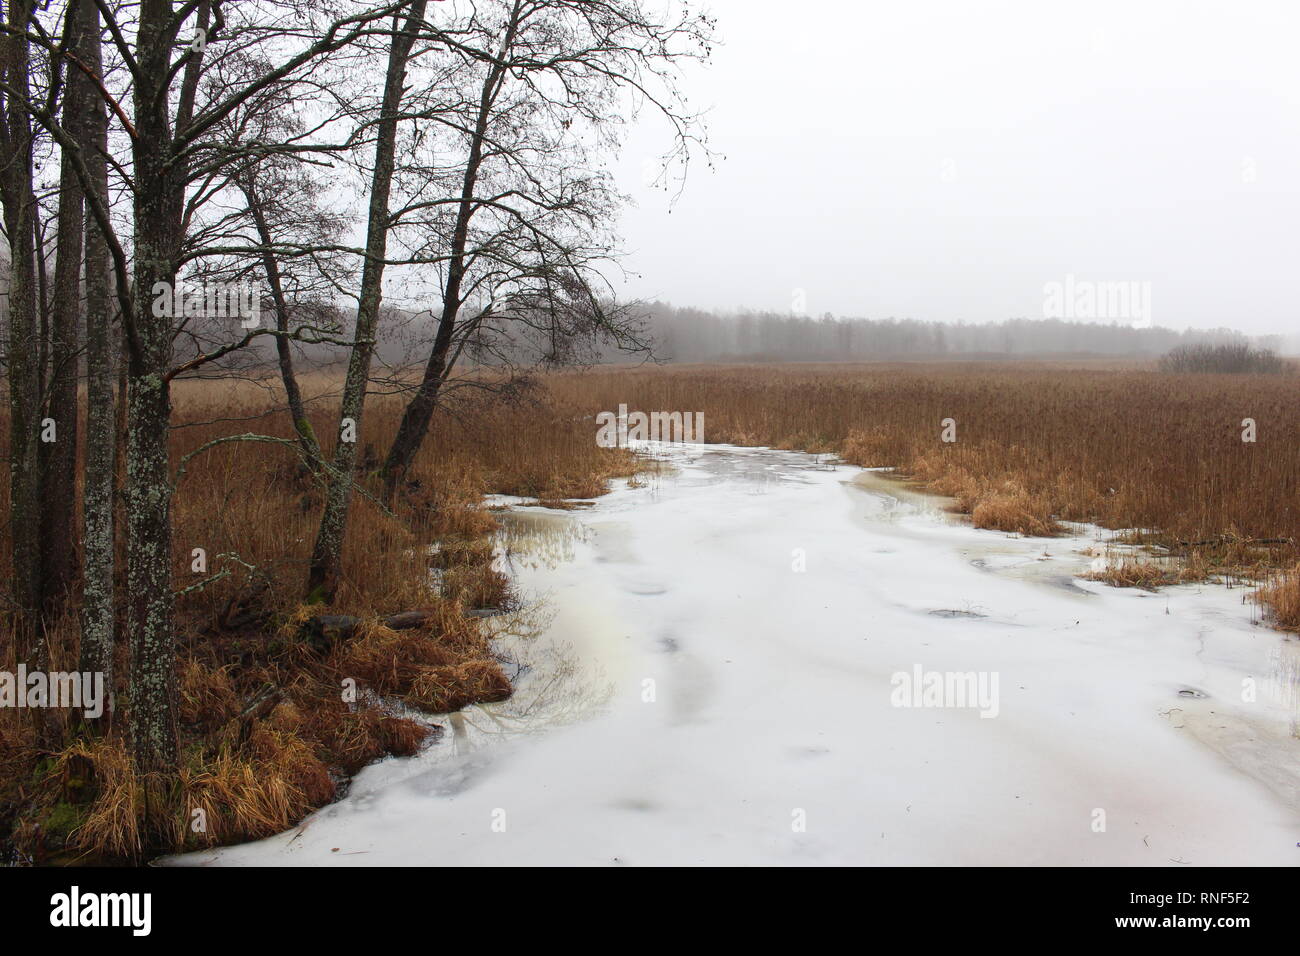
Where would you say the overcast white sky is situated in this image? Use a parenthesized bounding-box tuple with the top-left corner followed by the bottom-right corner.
(614, 0, 1300, 336)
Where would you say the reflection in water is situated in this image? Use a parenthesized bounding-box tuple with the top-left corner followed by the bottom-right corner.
(422, 512, 618, 759)
(450, 448, 878, 755)
(625, 440, 840, 497)
(464, 445, 1300, 791)
(690, 446, 839, 495)
(1268, 640, 1300, 736)
(495, 510, 589, 570)
(183, 440, 1300, 865)
(450, 604, 616, 754)
(852, 468, 959, 522)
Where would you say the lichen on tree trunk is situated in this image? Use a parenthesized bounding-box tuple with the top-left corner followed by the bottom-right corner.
(78, 0, 115, 723)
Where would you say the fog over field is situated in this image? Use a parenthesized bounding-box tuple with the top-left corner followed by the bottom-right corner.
(613, 0, 1300, 343)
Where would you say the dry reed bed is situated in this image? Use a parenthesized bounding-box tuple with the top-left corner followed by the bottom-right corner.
(542, 362, 1300, 628)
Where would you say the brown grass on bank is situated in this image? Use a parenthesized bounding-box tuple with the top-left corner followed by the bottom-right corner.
(0, 377, 643, 863)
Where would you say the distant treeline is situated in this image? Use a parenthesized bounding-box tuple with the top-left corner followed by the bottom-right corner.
(605, 304, 1287, 363)
(160, 301, 1288, 374)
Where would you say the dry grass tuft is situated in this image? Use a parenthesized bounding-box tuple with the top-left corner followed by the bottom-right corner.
(1083, 559, 1172, 591)
(405, 659, 513, 713)
(1257, 566, 1300, 632)
(53, 739, 142, 862)
(178, 658, 240, 729)
(971, 488, 1062, 537)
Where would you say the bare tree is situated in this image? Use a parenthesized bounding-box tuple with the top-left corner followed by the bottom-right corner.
(1, 0, 707, 781)
(125, 0, 417, 771)
(305, 0, 430, 604)
(378, 0, 713, 498)
(238, 167, 329, 471)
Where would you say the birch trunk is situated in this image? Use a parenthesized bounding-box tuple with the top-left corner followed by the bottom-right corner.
(125, 0, 185, 772)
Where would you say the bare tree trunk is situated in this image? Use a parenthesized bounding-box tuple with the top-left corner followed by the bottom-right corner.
(125, 0, 186, 773)
(124, 362, 175, 771)
(1, 0, 43, 651)
(381, 5, 519, 499)
(113, 323, 128, 580)
(78, 0, 114, 723)
(242, 179, 322, 471)
(41, 0, 88, 623)
(306, 0, 428, 604)
(380, 287, 461, 500)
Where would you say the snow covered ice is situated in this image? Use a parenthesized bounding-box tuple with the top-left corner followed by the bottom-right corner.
(173, 442, 1300, 866)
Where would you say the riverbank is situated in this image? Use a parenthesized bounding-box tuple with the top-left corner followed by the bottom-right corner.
(175, 441, 1300, 866)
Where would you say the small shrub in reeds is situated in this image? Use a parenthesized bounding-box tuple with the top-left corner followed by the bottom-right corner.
(1159, 343, 1289, 375)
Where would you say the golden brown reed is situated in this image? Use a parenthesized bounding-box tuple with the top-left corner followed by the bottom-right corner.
(1256, 566, 1300, 632)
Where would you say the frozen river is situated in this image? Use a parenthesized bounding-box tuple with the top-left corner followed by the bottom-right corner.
(175, 442, 1300, 866)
